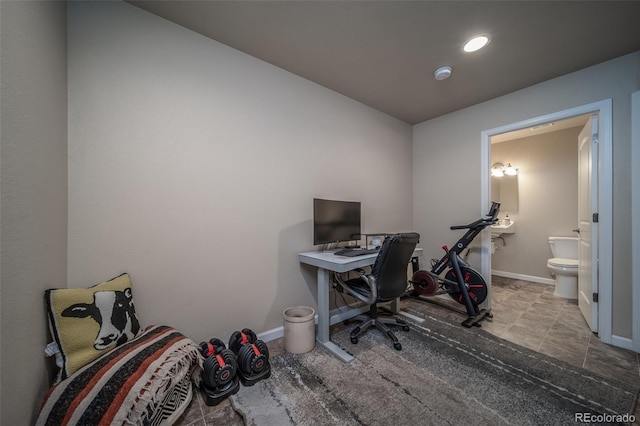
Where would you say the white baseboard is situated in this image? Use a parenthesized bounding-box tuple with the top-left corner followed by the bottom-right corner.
(257, 325, 285, 343)
(258, 304, 367, 343)
(491, 270, 554, 286)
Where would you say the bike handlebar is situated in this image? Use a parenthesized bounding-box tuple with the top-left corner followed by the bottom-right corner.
(450, 218, 495, 230)
(448, 202, 501, 231)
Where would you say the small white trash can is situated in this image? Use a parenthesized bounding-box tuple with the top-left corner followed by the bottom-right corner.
(283, 306, 316, 354)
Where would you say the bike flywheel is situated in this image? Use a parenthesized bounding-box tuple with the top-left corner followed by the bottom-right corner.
(410, 270, 438, 296)
(444, 267, 488, 305)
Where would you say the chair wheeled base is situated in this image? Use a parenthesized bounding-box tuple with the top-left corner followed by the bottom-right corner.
(348, 304, 410, 351)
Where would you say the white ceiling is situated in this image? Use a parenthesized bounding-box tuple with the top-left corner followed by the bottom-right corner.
(128, 1, 640, 125)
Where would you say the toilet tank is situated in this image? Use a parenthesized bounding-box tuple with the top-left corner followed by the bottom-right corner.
(548, 236, 578, 258)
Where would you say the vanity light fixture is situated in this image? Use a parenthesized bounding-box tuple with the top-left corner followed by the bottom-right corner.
(504, 163, 518, 176)
(463, 34, 490, 53)
(491, 162, 505, 177)
(491, 162, 518, 177)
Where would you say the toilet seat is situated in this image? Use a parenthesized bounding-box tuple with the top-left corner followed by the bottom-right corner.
(548, 258, 578, 268)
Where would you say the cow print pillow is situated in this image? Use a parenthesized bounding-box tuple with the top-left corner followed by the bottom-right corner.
(45, 273, 142, 380)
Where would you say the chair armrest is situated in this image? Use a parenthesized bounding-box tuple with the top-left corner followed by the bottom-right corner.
(333, 271, 377, 305)
(353, 268, 367, 278)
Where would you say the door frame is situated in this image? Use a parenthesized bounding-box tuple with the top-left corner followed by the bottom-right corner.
(480, 99, 612, 345)
(578, 116, 598, 332)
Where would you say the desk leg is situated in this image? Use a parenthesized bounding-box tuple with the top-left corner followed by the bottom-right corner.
(316, 268, 354, 363)
(390, 298, 425, 324)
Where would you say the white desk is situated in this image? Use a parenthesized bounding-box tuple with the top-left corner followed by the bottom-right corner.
(299, 248, 423, 363)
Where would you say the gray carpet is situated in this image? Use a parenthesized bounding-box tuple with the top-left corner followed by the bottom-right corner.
(231, 309, 637, 425)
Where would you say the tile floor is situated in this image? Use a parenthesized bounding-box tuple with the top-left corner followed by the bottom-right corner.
(175, 277, 640, 425)
(486, 276, 640, 425)
(487, 276, 640, 390)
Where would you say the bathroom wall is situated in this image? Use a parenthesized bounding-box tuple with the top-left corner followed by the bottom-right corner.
(491, 126, 581, 281)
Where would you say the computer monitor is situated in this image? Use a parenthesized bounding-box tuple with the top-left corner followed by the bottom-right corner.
(313, 198, 361, 245)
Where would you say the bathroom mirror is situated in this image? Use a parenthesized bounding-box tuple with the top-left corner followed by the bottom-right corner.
(491, 174, 518, 213)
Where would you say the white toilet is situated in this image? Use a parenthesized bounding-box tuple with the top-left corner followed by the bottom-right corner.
(547, 236, 579, 299)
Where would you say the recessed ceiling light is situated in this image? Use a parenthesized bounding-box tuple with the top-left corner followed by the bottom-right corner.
(531, 122, 555, 131)
(463, 35, 490, 53)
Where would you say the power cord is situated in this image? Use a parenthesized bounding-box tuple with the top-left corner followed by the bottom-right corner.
(331, 271, 364, 312)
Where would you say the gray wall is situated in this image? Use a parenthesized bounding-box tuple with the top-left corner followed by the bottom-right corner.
(0, 1, 68, 423)
(491, 127, 581, 279)
(66, 2, 413, 344)
(413, 52, 639, 339)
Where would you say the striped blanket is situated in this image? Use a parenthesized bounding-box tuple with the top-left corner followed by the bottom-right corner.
(37, 325, 202, 426)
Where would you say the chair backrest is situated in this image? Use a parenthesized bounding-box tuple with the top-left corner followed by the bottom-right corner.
(370, 232, 420, 301)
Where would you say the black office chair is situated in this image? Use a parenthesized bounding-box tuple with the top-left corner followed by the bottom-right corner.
(334, 232, 419, 350)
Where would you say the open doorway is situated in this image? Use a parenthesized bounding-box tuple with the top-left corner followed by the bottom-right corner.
(489, 115, 590, 284)
(488, 114, 593, 337)
(479, 99, 613, 346)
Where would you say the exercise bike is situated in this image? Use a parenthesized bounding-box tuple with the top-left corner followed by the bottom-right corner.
(406, 202, 500, 328)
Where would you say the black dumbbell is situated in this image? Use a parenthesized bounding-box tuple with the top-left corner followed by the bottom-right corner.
(199, 338, 237, 390)
(229, 328, 270, 377)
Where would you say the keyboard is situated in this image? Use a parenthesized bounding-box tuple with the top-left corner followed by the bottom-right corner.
(334, 248, 379, 257)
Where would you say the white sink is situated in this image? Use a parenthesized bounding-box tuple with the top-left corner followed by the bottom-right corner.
(491, 221, 515, 238)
